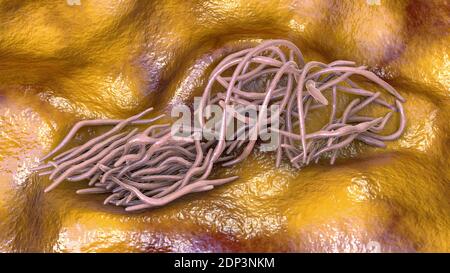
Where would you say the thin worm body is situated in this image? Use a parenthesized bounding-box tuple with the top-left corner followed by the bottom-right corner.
(34, 39, 406, 211)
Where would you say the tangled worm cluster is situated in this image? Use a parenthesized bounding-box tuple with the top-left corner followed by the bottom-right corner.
(34, 39, 406, 211)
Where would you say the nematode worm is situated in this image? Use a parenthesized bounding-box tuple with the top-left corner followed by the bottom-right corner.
(34, 40, 406, 211)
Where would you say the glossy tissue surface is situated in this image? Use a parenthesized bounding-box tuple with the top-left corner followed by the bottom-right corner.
(0, 0, 449, 252)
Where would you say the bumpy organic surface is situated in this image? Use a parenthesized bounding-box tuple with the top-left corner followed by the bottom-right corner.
(0, 0, 449, 252)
